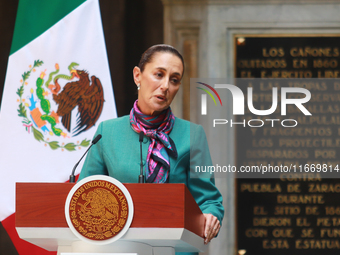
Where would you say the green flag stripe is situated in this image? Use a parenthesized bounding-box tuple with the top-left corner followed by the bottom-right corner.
(10, 0, 87, 55)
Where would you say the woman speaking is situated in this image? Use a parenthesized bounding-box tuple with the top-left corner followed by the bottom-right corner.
(78, 44, 224, 255)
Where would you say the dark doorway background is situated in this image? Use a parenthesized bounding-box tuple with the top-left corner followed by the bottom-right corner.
(0, 0, 164, 117)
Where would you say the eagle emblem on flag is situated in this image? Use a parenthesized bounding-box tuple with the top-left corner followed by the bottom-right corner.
(16, 60, 105, 151)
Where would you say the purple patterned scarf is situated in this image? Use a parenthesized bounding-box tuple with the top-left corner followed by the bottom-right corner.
(130, 100, 177, 183)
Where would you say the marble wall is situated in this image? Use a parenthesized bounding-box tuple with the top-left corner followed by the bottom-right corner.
(161, 1, 340, 254)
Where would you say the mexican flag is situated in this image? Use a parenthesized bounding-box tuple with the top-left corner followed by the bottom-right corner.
(0, 0, 117, 254)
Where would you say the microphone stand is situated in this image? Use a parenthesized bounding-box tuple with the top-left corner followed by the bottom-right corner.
(69, 134, 102, 183)
(138, 131, 145, 183)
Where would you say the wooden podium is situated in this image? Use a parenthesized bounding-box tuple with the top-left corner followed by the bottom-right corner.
(16, 183, 207, 255)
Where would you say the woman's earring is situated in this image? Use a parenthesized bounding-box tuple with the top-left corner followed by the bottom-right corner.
(137, 84, 140, 90)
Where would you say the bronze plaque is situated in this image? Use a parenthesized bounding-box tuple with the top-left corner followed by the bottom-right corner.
(235, 35, 340, 254)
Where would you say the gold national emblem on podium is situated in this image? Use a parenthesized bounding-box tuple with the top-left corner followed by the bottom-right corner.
(68, 179, 129, 241)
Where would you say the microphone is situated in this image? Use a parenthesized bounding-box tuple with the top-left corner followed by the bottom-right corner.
(69, 134, 102, 183)
(138, 131, 145, 183)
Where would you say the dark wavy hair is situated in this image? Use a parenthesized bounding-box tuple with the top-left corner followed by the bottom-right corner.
(138, 44, 185, 76)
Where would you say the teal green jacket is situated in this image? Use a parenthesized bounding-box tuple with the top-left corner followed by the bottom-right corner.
(78, 116, 224, 255)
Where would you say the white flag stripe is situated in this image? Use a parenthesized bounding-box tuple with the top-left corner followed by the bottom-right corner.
(0, 0, 116, 221)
